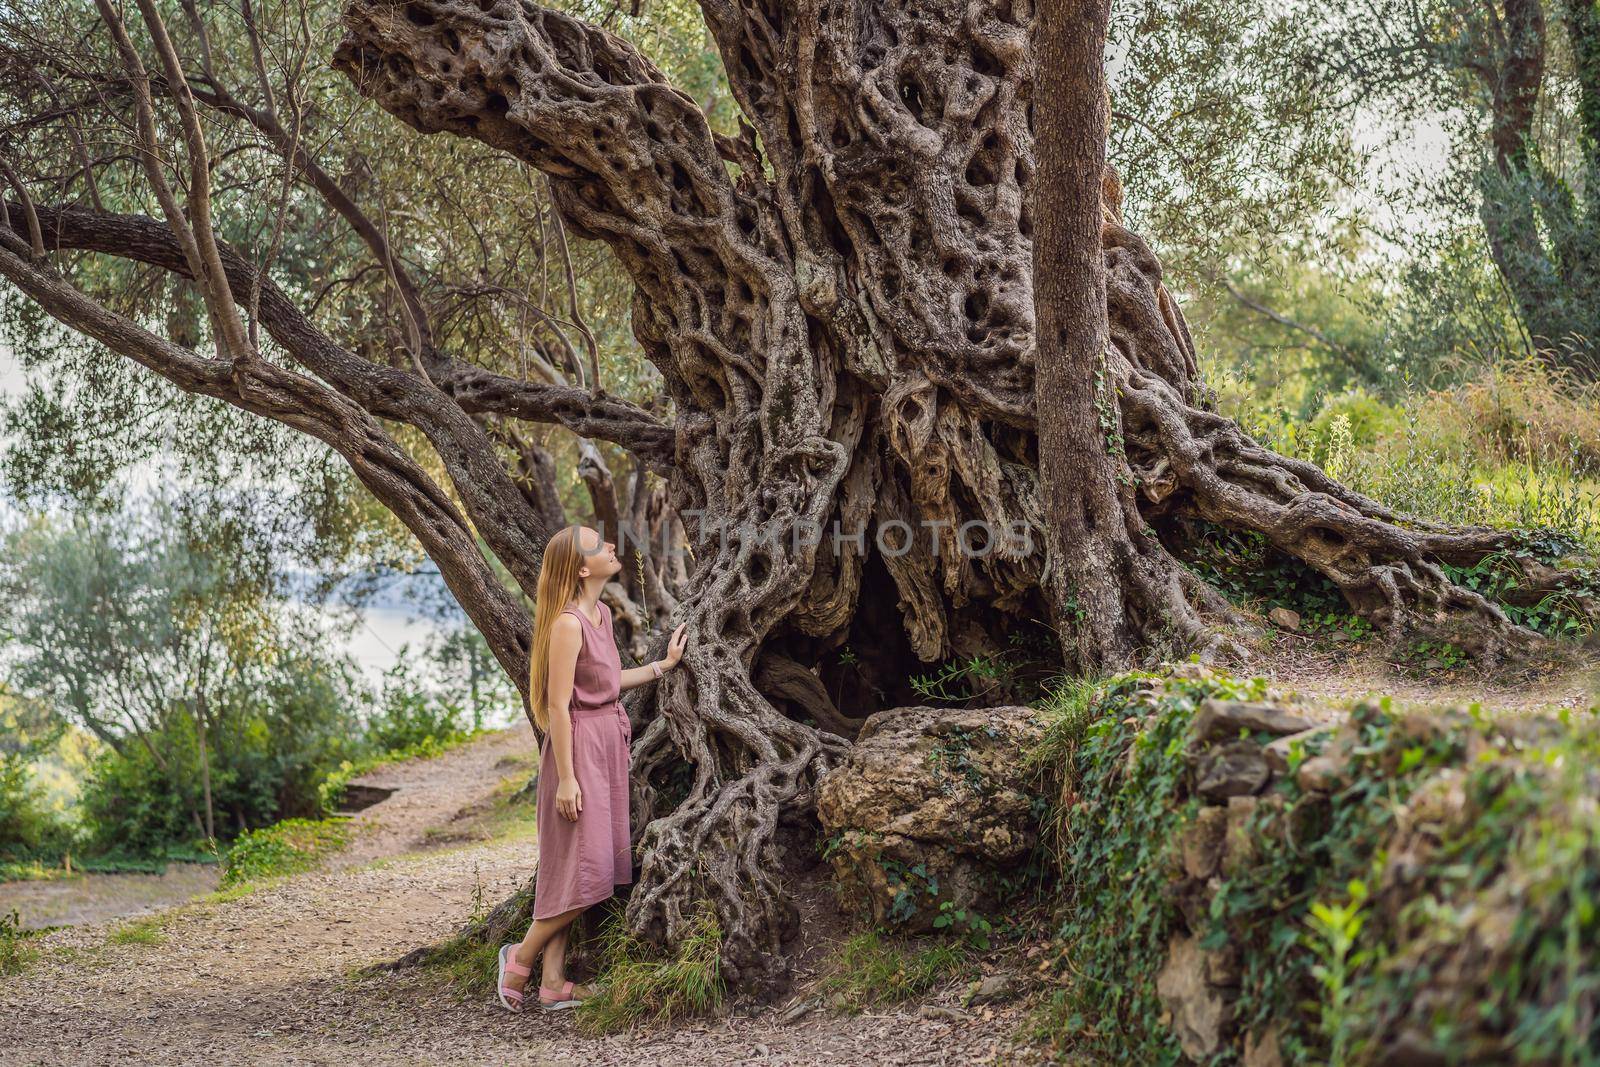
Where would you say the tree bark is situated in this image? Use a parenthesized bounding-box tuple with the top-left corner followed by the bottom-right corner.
(1034, 0, 1134, 669)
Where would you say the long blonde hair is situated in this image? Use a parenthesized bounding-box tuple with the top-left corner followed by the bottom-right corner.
(527, 525, 590, 732)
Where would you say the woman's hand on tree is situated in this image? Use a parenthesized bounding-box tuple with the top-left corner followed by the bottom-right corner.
(556, 777, 582, 822)
(663, 622, 688, 668)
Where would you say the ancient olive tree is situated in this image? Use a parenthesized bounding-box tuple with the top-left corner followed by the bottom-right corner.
(0, 0, 1576, 990)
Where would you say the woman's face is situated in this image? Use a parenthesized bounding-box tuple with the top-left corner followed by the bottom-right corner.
(575, 526, 623, 579)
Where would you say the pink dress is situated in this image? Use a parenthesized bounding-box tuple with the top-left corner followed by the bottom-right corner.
(532, 599, 633, 920)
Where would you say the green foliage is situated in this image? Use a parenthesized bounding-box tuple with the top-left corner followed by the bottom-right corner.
(1106, 0, 1359, 285)
(1212, 354, 1600, 560)
(0, 908, 39, 976)
(1173, 377, 1600, 643)
(0, 692, 80, 868)
(0, 750, 74, 865)
(1442, 553, 1598, 638)
(219, 817, 351, 888)
(422, 933, 504, 1000)
(363, 659, 473, 754)
(910, 655, 1007, 704)
(573, 905, 725, 1034)
(816, 929, 969, 1011)
(1396, 638, 1470, 673)
(882, 857, 940, 926)
(2, 498, 374, 854)
(0, 494, 492, 862)
(924, 724, 1005, 796)
(908, 627, 1063, 706)
(1174, 520, 1373, 639)
(1305, 391, 1404, 460)
(931, 901, 995, 950)
(1304, 880, 1372, 1066)
(76, 653, 368, 855)
(1222, 702, 1600, 1063)
(1028, 678, 1102, 770)
(418, 626, 520, 731)
(314, 653, 485, 813)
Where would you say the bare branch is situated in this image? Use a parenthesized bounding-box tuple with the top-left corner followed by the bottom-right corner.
(12, 202, 677, 465)
(0, 155, 44, 257)
(545, 174, 601, 392)
(181, 78, 438, 360)
(127, 0, 254, 358)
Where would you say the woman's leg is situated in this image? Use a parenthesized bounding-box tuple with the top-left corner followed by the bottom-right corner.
(542, 925, 571, 988)
(505, 905, 585, 997)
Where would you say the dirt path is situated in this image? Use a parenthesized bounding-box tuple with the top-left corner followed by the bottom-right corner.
(1265, 644, 1600, 713)
(0, 725, 1033, 1067)
(0, 865, 222, 932)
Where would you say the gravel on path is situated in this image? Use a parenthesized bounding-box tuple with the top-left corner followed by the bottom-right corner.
(0, 725, 1038, 1067)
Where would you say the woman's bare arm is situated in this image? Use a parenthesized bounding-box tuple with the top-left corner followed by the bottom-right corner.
(617, 663, 660, 691)
(618, 622, 690, 692)
(546, 614, 583, 818)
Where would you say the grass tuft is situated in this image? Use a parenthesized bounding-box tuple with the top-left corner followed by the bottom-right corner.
(815, 929, 969, 1012)
(574, 905, 725, 1034)
(107, 915, 166, 946)
(420, 931, 504, 998)
(1, 909, 39, 976)
(1028, 677, 1103, 772)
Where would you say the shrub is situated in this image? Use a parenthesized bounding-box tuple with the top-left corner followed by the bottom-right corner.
(1415, 357, 1600, 478)
(1213, 357, 1600, 552)
(78, 739, 202, 855)
(78, 655, 369, 854)
(365, 659, 471, 754)
(1305, 388, 1404, 465)
(219, 817, 351, 887)
(0, 752, 74, 863)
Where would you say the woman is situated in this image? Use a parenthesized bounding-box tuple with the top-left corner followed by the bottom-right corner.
(496, 524, 688, 1011)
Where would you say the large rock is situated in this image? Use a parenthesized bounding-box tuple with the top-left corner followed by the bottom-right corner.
(815, 704, 1045, 930)
(1192, 699, 1315, 743)
(1157, 934, 1233, 1060)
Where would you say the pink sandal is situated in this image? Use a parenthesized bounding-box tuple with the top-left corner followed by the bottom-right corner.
(538, 979, 585, 1011)
(497, 943, 531, 1012)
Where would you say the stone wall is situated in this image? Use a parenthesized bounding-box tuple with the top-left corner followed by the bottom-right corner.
(1052, 665, 1600, 1065)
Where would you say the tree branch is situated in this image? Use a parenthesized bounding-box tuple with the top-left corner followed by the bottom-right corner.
(1210, 271, 1377, 378)
(332, 0, 767, 362)
(13, 202, 658, 596)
